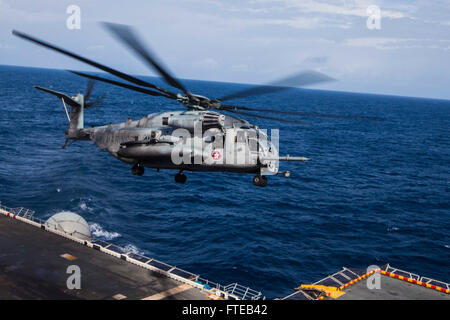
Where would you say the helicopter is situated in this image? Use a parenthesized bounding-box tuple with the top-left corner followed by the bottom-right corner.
(12, 23, 382, 187)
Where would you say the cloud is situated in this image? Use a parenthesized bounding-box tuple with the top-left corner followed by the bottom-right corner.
(247, 0, 408, 19)
(0, 0, 62, 23)
(204, 0, 409, 31)
(192, 58, 220, 70)
(304, 56, 328, 65)
(287, 0, 406, 19)
(344, 37, 450, 50)
(250, 16, 341, 29)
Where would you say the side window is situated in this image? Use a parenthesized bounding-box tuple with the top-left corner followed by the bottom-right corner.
(162, 117, 169, 125)
(213, 134, 223, 148)
(248, 138, 258, 151)
(236, 130, 246, 143)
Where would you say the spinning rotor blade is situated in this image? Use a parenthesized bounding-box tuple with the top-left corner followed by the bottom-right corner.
(84, 79, 95, 103)
(221, 104, 385, 121)
(217, 71, 335, 102)
(221, 107, 304, 124)
(83, 79, 104, 108)
(12, 30, 177, 98)
(102, 22, 189, 95)
(85, 94, 105, 109)
(69, 71, 177, 99)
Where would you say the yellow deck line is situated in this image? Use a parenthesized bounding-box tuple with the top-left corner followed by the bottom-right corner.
(141, 283, 193, 300)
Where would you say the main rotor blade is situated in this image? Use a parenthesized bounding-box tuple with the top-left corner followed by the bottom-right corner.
(218, 71, 335, 102)
(221, 107, 304, 125)
(69, 71, 177, 99)
(12, 30, 177, 98)
(221, 104, 385, 121)
(33, 86, 81, 108)
(102, 22, 189, 95)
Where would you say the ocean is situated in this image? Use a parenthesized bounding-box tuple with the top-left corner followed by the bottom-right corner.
(0, 65, 448, 298)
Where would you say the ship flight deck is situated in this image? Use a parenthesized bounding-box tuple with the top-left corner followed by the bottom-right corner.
(0, 202, 448, 300)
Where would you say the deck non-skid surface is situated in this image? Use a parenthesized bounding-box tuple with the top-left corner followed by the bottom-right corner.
(333, 275, 450, 300)
(0, 215, 207, 300)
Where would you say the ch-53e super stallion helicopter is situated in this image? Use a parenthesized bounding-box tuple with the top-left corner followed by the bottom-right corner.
(12, 23, 382, 187)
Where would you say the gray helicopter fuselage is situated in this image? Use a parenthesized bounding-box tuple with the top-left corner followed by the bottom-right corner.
(13, 25, 318, 186)
(80, 110, 279, 175)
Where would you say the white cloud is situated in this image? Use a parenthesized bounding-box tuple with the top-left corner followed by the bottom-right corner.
(0, 0, 61, 23)
(192, 58, 219, 70)
(249, 0, 407, 19)
(289, 0, 406, 19)
(205, 0, 409, 31)
(344, 37, 450, 50)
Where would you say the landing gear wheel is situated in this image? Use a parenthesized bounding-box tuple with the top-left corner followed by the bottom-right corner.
(175, 173, 187, 184)
(260, 175, 267, 187)
(131, 164, 144, 176)
(253, 175, 267, 187)
(259, 176, 267, 187)
(136, 166, 144, 176)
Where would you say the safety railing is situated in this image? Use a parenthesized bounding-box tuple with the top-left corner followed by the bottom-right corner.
(384, 265, 420, 281)
(223, 283, 264, 300)
(312, 266, 366, 287)
(283, 264, 450, 300)
(384, 264, 450, 290)
(0, 203, 38, 222)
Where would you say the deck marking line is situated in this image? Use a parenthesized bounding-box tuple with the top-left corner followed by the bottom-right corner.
(60, 253, 77, 261)
(379, 270, 449, 295)
(141, 283, 192, 300)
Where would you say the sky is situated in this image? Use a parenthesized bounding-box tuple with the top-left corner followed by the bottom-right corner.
(1, 0, 449, 100)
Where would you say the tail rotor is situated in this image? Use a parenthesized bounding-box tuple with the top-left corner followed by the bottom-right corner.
(33, 80, 105, 148)
(84, 79, 106, 109)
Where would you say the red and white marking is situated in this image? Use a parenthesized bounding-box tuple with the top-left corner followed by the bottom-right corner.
(212, 151, 221, 161)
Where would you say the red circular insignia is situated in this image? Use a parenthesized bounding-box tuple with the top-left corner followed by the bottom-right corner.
(212, 151, 221, 160)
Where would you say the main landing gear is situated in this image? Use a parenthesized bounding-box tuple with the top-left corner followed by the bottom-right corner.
(253, 175, 267, 187)
(131, 164, 144, 176)
(175, 172, 187, 184)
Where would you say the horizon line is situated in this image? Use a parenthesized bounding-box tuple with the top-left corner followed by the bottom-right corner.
(1, 63, 449, 103)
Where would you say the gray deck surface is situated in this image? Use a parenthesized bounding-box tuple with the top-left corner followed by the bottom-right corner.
(0, 215, 208, 300)
(333, 275, 450, 300)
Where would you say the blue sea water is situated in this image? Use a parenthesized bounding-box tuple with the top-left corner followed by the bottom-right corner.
(0, 65, 449, 298)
